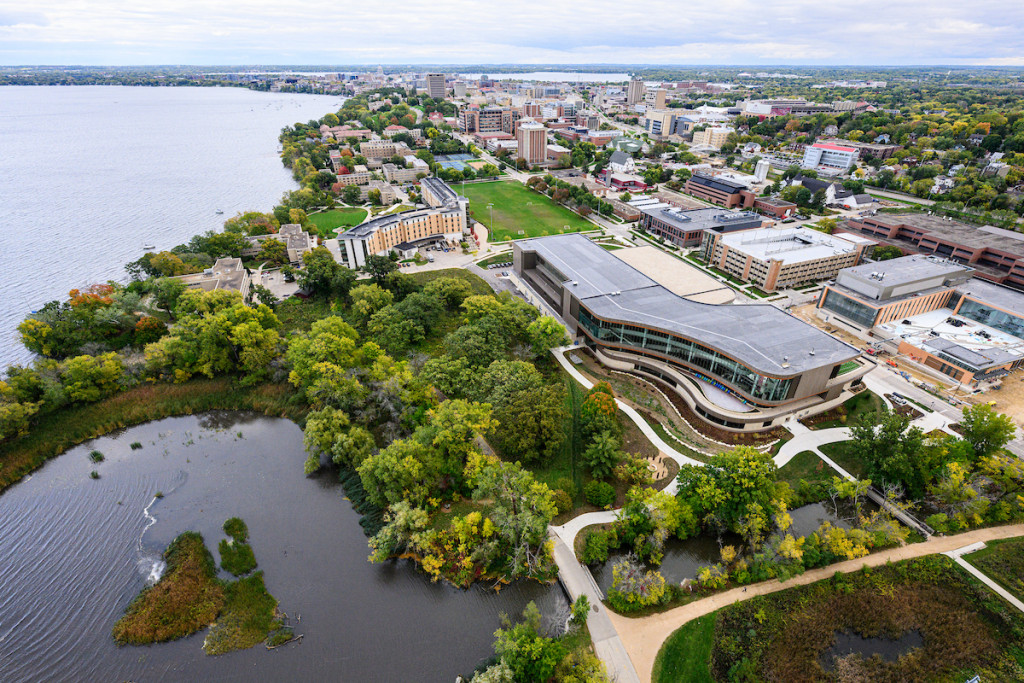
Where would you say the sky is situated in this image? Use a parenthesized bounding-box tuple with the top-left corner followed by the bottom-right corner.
(1, 0, 1023, 67)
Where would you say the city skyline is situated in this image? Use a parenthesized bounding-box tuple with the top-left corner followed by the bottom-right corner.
(2, 0, 1023, 66)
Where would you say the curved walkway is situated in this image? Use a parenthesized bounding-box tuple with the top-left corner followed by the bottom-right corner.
(605, 523, 1024, 683)
(551, 346, 704, 480)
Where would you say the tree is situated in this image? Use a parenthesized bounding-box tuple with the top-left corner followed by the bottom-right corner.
(350, 283, 394, 326)
(423, 277, 472, 310)
(297, 247, 356, 299)
(493, 384, 567, 463)
(341, 184, 361, 205)
(256, 238, 288, 265)
(525, 316, 567, 357)
(872, 245, 903, 261)
(363, 254, 398, 285)
(492, 602, 566, 682)
(960, 403, 1016, 460)
(849, 411, 929, 497)
(358, 438, 434, 507)
(368, 305, 424, 355)
(367, 188, 382, 206)
(61, 352, 124, 403)
(582, 431, 622, 480)
(303, 406, 375, 471)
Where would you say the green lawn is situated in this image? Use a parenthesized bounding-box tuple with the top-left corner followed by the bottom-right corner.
(454, 181, 594, 241)
(818, 440, 868, 479)
(408, 268, 493, 296)
(476, 252, 514, 268)
(308, 208, 368, 238)
(652, 613, 716, 683)
(964, 538, 1024, 602)
(809, 390, 885, 430)
(778, 450, 830, 490)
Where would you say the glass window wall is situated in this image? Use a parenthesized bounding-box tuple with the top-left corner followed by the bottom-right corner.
(578, 307, 793, 403)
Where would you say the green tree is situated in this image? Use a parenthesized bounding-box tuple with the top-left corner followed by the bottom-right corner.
(582, 431, 622, 480)
(350, 283, 394, 327)
(423, 277, 473, 309)
(256, 238, 288, 265)
(341, 184, 362, 205)
(525, 316, 567, 357)
(850, 411, 929, 497)
(960, 403, 1016, 460)
(492, 384, 567, 463)
(492, 602, 566, 682)
(363, 254, 398, 285)
(61, 352, 124, 403)
(297, 247, 356, 299)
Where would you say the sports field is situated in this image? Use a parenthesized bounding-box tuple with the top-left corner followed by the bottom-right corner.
(454, 181, 593, 241)
(308, 208, 368, 238)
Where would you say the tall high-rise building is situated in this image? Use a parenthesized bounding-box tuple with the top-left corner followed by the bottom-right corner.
(517, 121, 548, 165)
(425, 73, 446, 100)
(453, 81, 467, 98)
(627, 76, 645, 106)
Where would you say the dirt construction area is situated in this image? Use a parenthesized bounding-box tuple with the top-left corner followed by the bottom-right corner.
(790, 303, 1024, 426)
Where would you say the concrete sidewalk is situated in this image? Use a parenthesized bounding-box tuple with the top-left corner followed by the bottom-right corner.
(551, 536, 640, 683)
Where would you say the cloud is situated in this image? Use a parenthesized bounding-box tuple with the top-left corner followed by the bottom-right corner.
(0, 10, 47, 27)
(0, 0, 1021, 65)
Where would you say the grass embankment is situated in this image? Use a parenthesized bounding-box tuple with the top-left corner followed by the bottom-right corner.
(0, 379, 304, 495)
(112, 532, 225, 645)
(475, 252, 514, 268)
(818, 440, 869, 479)
(203, 572, 279, 655)
(652, 613, 715, 683)
(408, 268, 493, 296)
(454, 181, 593, 240)
(219, 517, 257, 577)
(114, 519, 290, 654)
(964, 537, 1024, 601)
(777, 450, 834, 505)
(308, 207, 368, 238)
(804, 390, 885, 430)
(656, 555, 1024, 682)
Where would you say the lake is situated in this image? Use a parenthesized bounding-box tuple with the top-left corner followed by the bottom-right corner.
(0, 86, 344, 369)
(0, 413, 565, 681)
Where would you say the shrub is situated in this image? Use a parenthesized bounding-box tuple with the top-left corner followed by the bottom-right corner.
(219, 538, 257, 577)
(584, 480, 615, 508)
(89, 449, 104, 463)
(926, 513, 950, 534)
(552, 489, 573, 515)
(223, 517, 249, 543)
(581, 530, 610, 565)
(571, 595, 590, 626)
(607, 556, 667, 613)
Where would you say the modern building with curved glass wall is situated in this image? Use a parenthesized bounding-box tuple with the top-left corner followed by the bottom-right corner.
(513, 234, 871, 431)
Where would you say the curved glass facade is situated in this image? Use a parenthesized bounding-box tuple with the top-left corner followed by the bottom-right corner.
(578, 307, 794, 403)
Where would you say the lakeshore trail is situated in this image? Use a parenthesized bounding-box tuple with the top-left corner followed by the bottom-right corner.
(606, 523, 1024, 682)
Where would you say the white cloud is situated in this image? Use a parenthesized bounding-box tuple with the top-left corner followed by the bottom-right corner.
(0, 0, 1021, 65)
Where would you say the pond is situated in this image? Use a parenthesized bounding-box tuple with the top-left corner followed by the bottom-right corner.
(821, 629, 924, 671)
(588, 501, 858, 592)
(0, 413, 565, 682)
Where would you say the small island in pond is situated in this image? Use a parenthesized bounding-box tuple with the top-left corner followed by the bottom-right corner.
(112, 517, 294, 654)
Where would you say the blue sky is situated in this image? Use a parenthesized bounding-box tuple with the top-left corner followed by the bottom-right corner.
(1, 0, 1023, 66)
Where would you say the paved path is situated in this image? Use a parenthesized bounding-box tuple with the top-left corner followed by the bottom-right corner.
(945, 541, 1024, 615)
(551, 536, 640, 683)
(606, 524, 1024, 683)
(550, 346, 704, 477)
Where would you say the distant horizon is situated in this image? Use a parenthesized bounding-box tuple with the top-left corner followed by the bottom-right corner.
(3, 1, 1022, 67)
(4, 63, 1024, 72)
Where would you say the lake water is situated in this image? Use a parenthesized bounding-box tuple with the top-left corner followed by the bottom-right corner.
(0, 86, 344, 369)
(0, 413, 565, 681)
(459, 72, 629, 83)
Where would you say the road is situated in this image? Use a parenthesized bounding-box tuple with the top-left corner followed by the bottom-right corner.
(607, 523, 1024, 683)
(865, 186, 935, 206)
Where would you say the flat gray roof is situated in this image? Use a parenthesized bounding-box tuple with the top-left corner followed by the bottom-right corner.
(639, 206, 762, 233)
(840, 254, 972, 286)
(519, 234, 859, 375)
(955, 278, 1024, 316)
(871, 214, 1024, 255)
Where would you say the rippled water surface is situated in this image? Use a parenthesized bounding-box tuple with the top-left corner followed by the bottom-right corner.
(0, 86, 344, 368)
(0, 413, 564, 682)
